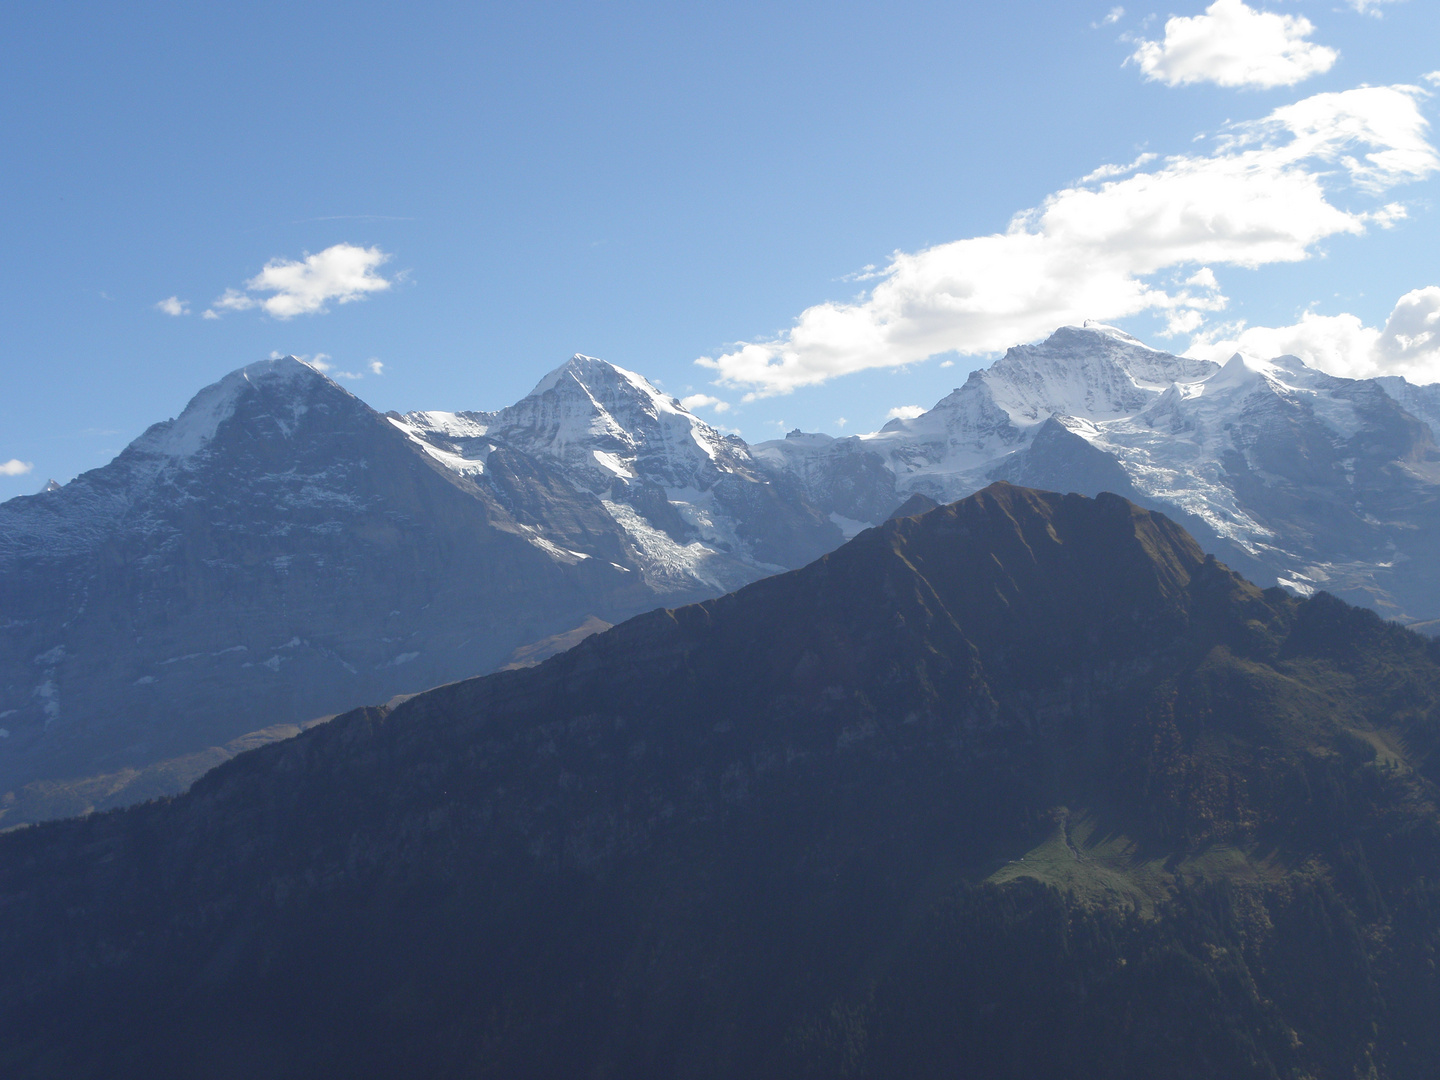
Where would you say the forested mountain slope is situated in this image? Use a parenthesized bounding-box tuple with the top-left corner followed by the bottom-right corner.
(2, 484, 1438, 1078)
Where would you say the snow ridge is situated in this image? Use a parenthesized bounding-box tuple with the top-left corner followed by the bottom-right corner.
(756, 324, 1440, 619)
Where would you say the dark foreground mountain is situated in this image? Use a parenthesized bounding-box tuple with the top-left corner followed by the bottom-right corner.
(0, 358, 836, 819)
(3, 484, 1440, 1079)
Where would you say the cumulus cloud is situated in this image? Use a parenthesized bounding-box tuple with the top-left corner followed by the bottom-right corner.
(698, 84, 1437, 398)
(1128, 0, 1337, 90)
(680, 393, 732, 413)
(885, 405, 927, 421)
(369, 359, 384, 376)
(0, 459, 34, 477)
(209, 243, 393, 320)
(1188, 285, 1440, 383)
(155, 296, 189, 316)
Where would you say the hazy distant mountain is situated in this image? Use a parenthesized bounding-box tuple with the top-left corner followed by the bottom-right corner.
(0, 356, 836, 812)
(755, 324, 1440, 623)
(3, 485, 1438, 1078)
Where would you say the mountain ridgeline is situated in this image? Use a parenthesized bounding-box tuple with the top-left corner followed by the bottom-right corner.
(7, 323, 1440, 824)
(2, 485, 1439, 1078)
(756, 324, 1440, 623)
(0, 357, 838, 820)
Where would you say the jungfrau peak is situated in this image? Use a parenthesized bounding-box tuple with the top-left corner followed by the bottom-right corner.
(755, 323, 1440, 624)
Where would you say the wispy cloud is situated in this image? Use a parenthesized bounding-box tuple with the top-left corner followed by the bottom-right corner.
(206, 243, 393, 320)
(292, 352, 333, 372)
(1128, 0, 1337, 90)
(278, 351, 376, 380)
(0, 459, 34, 477)
(155, 296, 189, 316)
(697, 85, 1437, 398)
(1348, 0, 1405, 16)
(1093, 6, 1125, 29)
(1080, 152, 1157, 183)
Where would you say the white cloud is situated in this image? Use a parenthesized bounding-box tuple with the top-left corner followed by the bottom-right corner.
(1188, 285, 1440, 382)
(1080, 152, 1158, 183)
(210, 243, 393, 319)
(286, 352, 364, 379)
(202, 309, 220, 320)
(369, 359, 384, 376)
(155, 296, 189, 316)
(1424, 71, 1440, 87)
(698, 84, 1437, 398)
(886, 405, 927, 421)
(680, 393, 732, 413)
(1348, 0, 1404, 16)
(1, 459, 34, 477)
(1094, 6, 1125, 29)
(1128, 0, 1337, 90)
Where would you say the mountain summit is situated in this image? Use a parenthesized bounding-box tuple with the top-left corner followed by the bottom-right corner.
(397, 354, 838, 593)
(0, 354, 836, 819)
(2, 484, 1438, 1078)
(8, 327, 1440, 824)
(755, 324, 1440, 622)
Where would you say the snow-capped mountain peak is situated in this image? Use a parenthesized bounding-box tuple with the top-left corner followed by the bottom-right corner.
(130, 356, 343, 465)
(404, 353, 743, 493)
(396, 352, 838, 595)
(756, 323, 1440, 623)
(527, 353, 678, 412)
(977, 324, 1217, 427)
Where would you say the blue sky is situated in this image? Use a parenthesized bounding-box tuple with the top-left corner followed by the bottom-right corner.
(2, 0, 1437, 488)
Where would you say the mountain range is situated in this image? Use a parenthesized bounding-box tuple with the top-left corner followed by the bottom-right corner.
(0, 357, 836, 821)
(756, 323, 1440, 623)
(2, 484, 1437, 1078)
(6, 323, 1440, 822)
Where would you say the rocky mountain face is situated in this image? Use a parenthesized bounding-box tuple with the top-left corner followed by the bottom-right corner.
(0, 357, 837, 816)
(2, 484, 1438, 1078)
(395, 355, 837, 595)
(754, 324, 1440, 623)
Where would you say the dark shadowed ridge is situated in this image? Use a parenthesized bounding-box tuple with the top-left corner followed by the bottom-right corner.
(885, 491, 939, 520)
(2, 483, 1439, 1080)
